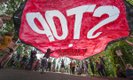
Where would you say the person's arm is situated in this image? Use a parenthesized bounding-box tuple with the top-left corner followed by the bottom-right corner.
(50, 51, 54, 53)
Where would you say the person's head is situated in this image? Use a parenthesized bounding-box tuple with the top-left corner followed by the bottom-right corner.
(99, 56, 102, 59)
(47, 48, 51, 52)
(95, 61, 99, 64)
(126, 64, 133, 69)
(31, 50, 37, 55)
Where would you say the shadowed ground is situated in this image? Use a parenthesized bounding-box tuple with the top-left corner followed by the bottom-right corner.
(0, 69, 127, 80)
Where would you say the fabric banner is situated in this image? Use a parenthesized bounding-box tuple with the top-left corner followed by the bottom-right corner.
(16, 0, 129, 60)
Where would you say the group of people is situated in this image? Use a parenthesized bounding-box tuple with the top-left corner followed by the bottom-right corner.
(1, 47, 106, 77)
(0, 31, 132, 79)
(0, 44, 133, 79)
(74, 57, 107, 76)
(116, 63, 133, 79)
(0, 41, 107, 76)
(8, 48, 54, 72)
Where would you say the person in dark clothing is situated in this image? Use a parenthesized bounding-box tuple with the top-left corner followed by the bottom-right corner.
(116, 65, 126, 78)
(47, 59, 52, 71)
(60, 59, 65, 73)
(40, 48, 53, 74)
(126, 64, 133, 80)
(100, 63, 106, 76)
(89, 59, 95, 75)
(28, 50, 37, 70)
(41, 56, 48, 74)
(83, 60, 89, 75)
(44, 48, 54, 59)
(20, 55, 28, 69)
(96, 61, 106, 76)
(71, 61, 76, 74)
(70, 61, 73, 74)
(96, 61, 102, 76)
(61, 59, 65, 68)
(99, 57, 107, 76)
(99, 57, 105, 65)
(34, 59, 40, 71)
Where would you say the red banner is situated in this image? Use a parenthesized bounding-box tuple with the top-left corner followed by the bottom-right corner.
(19, 0, 129, 60)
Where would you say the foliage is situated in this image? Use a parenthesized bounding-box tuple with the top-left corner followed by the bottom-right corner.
(0, 0, 25, 34)
(90, 39, 133, 77)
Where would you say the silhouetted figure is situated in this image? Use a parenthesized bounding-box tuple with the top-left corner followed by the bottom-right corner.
(126, 64, 133, 80)
(47, 58, 52, 71)
(44, 48, 54, 58)
(41, 56, 48, 74)
(99, 57, 105, 65)
(28, 50, 37, 70)
(20, 55, 28, 69)
(116, 65, 126, 78)
(89, 59, 95, 75)
(99, 57, 107, 76)
(60, 59, 65, 73)
(70, 61, 73, 74)
(83, 60, 89, 75)
(71, 61, 76, 74)
(96, 61, 102, 76)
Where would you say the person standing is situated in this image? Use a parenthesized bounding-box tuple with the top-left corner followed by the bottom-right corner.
(89, 59, 95, 76)
(99, 57, 107, 76)
(76, 65, 82, 75)
(44, 48, 54, 58)
(52, 59, 56, 72)
(126, 64, 133, 80)
(96, 61, 103, 76)
(83, 60, 89, 75)
(71, 61, 76, 74)
(40, 48, 53, 74)
(116, 65, 125, 78)
(41, 56, 48, 74)
(47, 58, 52, 71)
(28, 50, 37, 70)
(60, 59, 65, 73)
(69, 61, 73, 74)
